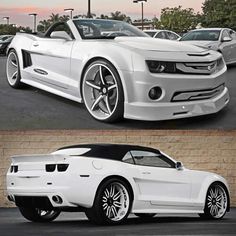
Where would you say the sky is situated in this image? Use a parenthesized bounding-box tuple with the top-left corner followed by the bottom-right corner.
(0, 0, 205, 28)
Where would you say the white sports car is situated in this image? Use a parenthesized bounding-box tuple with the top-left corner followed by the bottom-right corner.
(7, 144, 230, 225)
(6, 19, 229, 122)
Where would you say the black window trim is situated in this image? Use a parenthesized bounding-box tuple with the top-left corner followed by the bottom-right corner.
(122, 150, 176, 169)
(44, 21, 75, 40)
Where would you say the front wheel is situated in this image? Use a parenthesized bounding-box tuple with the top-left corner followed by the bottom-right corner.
(82, 60, 124, 123)
(85, 178, 132, 225)
(19, 207, 60, 222)
(6, 49, 24, 88)
(200, 183, 228, 220)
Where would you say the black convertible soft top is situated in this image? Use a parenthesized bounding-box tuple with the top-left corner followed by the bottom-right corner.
(57, 143, 160, 161)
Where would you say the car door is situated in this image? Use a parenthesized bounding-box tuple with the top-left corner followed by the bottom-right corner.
(220, 29, 236, 63)
(155, 31, 167, 39)
(30, 22, 75, 90)
(166, 31, 179, 40)
(130, 150, 193, 209)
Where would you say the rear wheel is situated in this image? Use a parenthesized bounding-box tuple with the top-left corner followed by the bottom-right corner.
(6, 49, 24, 88)
(19, 207, 60, 222)
(199, 183, 228, 220)
(85, 178, 132, 225)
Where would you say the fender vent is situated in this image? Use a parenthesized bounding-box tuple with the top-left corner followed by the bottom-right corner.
(22, 50, 32, 68)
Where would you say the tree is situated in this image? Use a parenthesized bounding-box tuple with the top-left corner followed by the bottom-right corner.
(157, 6, 198, 33)
(109, 11, 132, 23)
(37, 19, 51, 32)
(201, 0, 236, 30)
(0, 24, 32, 35)
(99, 14, 109, 19)
(37, 13, 71, 33)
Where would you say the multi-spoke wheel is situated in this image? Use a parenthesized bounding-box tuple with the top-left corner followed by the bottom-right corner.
(85, 178, 132, 225)
(6, 49, 23, 88)
(19, 207, 60, 222)
(200, 183, 228, 219)
(82, 60, 124, 122)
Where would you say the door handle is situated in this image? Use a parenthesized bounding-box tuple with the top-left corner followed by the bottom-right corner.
(33, 42, 39, 47)
(142, 172, 151, 175)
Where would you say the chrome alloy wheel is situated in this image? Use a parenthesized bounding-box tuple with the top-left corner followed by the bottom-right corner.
(207, 185, 227, 219)
(83, 63, 119, 121)
(101, 182, 130, 222)
(6, 51, 19, 86)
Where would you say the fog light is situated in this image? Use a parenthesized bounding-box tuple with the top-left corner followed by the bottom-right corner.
(149, 87, 162, 100)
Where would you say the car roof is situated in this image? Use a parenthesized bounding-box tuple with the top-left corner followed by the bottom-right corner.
(58, 143, 160, 161)
(144, 29, 161, 32)
(191, 28, 225, 31)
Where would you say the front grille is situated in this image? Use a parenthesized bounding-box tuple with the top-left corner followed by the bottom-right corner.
(15, 196, 53, 210)
(176, 58, 225, 75)
(171, 84, 225, 102)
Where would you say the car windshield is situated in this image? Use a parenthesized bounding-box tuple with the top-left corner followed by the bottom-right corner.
(73, 19, 148, 39)
(180, 30, 221, 41)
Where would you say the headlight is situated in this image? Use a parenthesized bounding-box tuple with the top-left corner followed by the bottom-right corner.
(146, 60, 176, 73)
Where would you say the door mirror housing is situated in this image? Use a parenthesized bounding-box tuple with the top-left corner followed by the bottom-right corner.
(222, 36, 232, 42)
(50, 31, 72, 41)
(175, 161, 183, 170)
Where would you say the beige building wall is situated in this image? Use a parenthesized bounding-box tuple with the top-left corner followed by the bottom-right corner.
(0, 130, 236, 207)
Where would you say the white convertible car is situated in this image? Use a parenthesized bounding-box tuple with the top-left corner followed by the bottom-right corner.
(7, 144, 230, 225)
(6, 19, 229, 122)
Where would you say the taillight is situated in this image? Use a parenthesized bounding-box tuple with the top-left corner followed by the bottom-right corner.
(57, 164, 69, 172)
(45, 164, 69, 172)
(10, 165, 18, 173)
(46, 164, 56, 172)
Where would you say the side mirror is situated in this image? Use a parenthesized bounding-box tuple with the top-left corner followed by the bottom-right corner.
(175, 161, 183, 170)
(50, 31, 72, 41)
(222, 36, 232, 42)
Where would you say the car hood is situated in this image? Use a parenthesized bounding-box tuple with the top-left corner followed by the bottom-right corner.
(114, 37, 207, 53)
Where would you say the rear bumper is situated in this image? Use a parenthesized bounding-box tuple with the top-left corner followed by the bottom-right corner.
(7, 188, 76, 208)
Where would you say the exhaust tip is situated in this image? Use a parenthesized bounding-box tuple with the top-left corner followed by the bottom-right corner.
(52, 195, 63, 204)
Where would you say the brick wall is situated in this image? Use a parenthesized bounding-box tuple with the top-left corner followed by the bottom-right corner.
(0, 130, 236, 207)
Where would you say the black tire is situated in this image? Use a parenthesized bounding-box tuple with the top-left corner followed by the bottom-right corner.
(82, 59, 124, 123)
(199, 183, 228, 220)
(134, 213, 156, 218)
(6, 49, 24, 88)
(19, 207, 60, 222)
(85, 178, 132, 225)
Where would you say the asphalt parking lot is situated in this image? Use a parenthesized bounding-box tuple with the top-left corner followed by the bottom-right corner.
(0, 208, 235, 236)
(0, 56, 236, 130)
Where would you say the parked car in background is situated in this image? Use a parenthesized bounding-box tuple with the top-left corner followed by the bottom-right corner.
(180, 28, 236, 65)
(144, 29, 181, 40)
(0, 35, 13, 42)
(0, 36, 14, 55)
(6, 143, 230, 225)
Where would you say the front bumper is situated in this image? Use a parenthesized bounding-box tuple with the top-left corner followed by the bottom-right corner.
(124, 87, 229, 121)
(121, 65, 229, 121)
